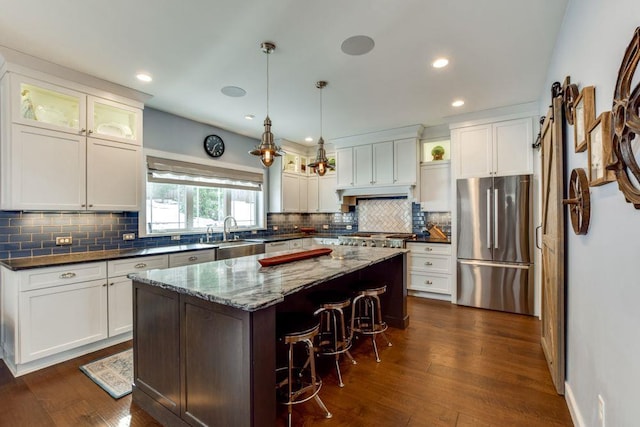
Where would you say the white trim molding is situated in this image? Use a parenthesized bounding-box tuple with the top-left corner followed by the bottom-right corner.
(565, 381, 585, 427)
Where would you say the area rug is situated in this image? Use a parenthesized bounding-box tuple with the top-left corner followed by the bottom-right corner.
(80, 348, 133, 399)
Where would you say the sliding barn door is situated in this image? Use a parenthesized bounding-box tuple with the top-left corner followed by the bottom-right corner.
(540, 95, 565, 395)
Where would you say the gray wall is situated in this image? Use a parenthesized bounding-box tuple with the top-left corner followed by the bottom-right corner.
(540, 1, 640, 425)
(143, 107, 260, 164)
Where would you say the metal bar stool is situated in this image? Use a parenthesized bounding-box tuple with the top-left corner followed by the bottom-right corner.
(276, 312, 332, 427)
(350, 282, 392, 362)
(309, 290, 357, 387)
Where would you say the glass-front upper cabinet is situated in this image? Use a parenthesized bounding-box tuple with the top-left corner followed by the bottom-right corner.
(12, 75, 86, 134)
(282, 152, 299, 174)
(88, 96, 141, 145)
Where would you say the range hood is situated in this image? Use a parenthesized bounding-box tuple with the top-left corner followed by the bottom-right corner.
(337, 185, 416, 201)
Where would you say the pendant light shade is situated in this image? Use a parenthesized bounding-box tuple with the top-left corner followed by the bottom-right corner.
(249, 42, 281, 168)
(308, 81, 334, 176)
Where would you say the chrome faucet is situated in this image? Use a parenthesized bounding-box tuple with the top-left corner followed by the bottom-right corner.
(205, 225, 214, 243)
(222, 216, 237, 241)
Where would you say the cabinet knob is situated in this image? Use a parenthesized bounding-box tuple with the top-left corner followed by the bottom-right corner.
(87, 129, 93, 135)
(88, 204, 93, 208)
(134, 263, 147, 268)
(102, 283, 107, 287)
(81, 204, 86, 207)
(109, 282, 114, 286)
(425, 247, 433, 252)
(188, 256, 198, 261)
(425, 280, 433, 285)
(80, 128, 86, 134)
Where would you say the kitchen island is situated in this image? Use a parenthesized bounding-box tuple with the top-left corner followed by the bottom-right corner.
(130, 245, 407, 427)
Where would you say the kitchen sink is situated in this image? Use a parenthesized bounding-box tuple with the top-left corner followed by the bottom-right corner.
(210, 240, 265, 260)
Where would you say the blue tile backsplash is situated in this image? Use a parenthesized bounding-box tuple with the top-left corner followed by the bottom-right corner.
(0, 203, 450, 260)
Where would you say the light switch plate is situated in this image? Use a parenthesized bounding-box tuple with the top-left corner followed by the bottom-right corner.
(55, 236, 72, 245)
(171, 235, 181, 241)
(322, 224, 329, 230)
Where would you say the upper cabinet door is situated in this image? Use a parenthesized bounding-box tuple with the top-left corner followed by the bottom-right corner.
(454, 124, 492, 178)
(393, 138, 417, 184)
(336, 148, 354, 187)
(493, 118, 533, 177)
(372, 141, 394, 185)
(11, 75, 86, 135)
(87, 96, 142, 145)
(354, 145, 373, 186)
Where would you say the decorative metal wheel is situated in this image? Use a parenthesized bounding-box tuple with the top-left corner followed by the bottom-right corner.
(563, 168, 591, 235)
(609, 27, 640, 208)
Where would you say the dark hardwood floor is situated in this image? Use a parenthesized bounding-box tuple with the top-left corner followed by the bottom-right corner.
(0, 297, 572, 426)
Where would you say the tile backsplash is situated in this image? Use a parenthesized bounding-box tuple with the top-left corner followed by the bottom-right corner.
(357, 199, 412, 233)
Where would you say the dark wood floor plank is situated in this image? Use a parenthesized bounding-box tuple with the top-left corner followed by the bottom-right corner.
(0, 297, 571, 427)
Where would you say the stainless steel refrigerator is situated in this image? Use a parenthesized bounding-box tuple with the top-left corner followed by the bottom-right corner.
(456, 174, 534, 315)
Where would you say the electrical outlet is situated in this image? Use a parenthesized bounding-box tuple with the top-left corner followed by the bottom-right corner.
(322, 224, 329, 230)
(55, 236, 72, 246)
(123, 233, 135, 240)
(171, 235, 181, 241)
(273, 226, 279, 231)
(598, 394, 606, 427)
(251, 230, 258, 234)
(294, 225, 298, 229)
(346, 225, 352, 230)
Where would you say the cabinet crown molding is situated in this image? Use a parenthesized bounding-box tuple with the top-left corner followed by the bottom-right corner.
(332, 124, 423, 147)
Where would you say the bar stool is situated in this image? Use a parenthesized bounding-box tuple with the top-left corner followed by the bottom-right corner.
(275, 312, 332, 427)
(350, 282, 392, 362)
(308, 290, 357, 387)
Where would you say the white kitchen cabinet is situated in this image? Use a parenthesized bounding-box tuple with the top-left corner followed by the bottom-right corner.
(269, 152, 311, 213)
(453, 118, 533, 178)
(420, 161, 451, 211)
(282, 173, 302, 212)
(394, 138, 418, 184)
(307, 176, 319, 212)
(318, 175, 339, 212)
(406, 242, 452, 299)
(336, 147, 354, 187)
(1, 72, 143, 211)
(168, 249, 217, 267)
(336, 139, 417, 190)
(107, 255, 169, 337)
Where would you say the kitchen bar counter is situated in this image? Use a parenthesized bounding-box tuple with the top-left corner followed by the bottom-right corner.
(131, 246, 407, 311)
(131, 246, 408, 427)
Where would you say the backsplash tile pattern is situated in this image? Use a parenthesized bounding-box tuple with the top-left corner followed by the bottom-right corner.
(266, 212, 357, 234)
(357, 199, 412, 233)
(412, 204, 452, 237)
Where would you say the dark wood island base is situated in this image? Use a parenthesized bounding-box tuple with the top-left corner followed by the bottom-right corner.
(132, 251, 407, 427)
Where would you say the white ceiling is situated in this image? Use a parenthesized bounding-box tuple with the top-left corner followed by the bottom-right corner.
(0, 0, 568, 146)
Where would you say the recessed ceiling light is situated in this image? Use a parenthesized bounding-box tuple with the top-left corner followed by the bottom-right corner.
(244, 114, 255, 120)
(136, 73, 152, 82)
(221, 86, 246, 97)
(341, 35, 375, 56)
(305, 137, 313, 142)
(432, 58, 449, 68)
(452, 99, 465, 107)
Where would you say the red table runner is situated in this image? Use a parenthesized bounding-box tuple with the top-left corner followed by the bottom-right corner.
(258, 248, 333, 267)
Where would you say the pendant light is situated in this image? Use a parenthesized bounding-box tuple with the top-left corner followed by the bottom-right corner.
(308, 80, 334, 176)
(249, 42, 281, 168)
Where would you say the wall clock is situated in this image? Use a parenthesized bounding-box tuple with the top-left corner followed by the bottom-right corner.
(204, 134, 225, 158)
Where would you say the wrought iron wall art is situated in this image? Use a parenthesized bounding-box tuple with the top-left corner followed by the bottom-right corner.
(608, 26, 640, 209)
(563, 168, 591, 235)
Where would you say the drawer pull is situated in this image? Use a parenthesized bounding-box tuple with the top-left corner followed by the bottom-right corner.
(425, 280, 433, 285)
(109, 282, 114, 286)
(424, 262, 433, 266)
(59, 272, 76, 279)
(188, 256, 198, 261)
(425, 247, 433, 252)
(271, 242, 286, 246)
(134, 263, 147, 269)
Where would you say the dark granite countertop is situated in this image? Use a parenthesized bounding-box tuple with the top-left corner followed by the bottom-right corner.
(408, 236, 451, 244)
(0, 243, 218, 271)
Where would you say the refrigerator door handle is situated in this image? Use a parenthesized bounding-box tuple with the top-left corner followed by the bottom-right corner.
(458, 259, 531, 269)
(486, 188, 491, 249)
(494, 188, 499, 249)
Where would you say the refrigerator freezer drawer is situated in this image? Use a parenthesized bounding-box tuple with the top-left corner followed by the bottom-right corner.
(456, 260, 534, 315)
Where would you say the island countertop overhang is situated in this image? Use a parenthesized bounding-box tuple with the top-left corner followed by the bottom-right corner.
(129, 246, 408, 312)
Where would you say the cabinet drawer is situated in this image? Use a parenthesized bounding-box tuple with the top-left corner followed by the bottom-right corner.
(21, 262, 106, 291)
(108, 255, 168, 277)
(408, 254, 450, 274)
(289, 239, 303, 249)
(265, 241, 290, 253)
(406, 242, 451, 255)
(408, 272, 451, 294)
(168, 249, 217, 268)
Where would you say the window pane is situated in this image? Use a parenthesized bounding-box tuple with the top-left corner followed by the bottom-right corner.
(230, 189, 257, 227)
(146, 182, 187, 232)
(193, 186, 224, 228)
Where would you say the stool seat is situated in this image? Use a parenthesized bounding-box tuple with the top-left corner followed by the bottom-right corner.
(352, 281, 387, 294)
(276, 312, 320, 339)
(308, 290, 352, 307)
